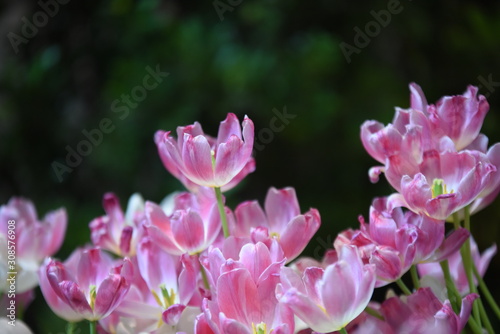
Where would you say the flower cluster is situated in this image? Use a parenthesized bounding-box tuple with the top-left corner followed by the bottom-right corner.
(2, 86, 499, 334)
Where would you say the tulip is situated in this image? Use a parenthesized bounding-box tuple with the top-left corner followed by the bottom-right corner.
(199, 242, 293, 334)
(277, 245, 375, 333)
(410, 83, 489, 151)
(0, 197, 66, 293)
(233, 187, 321, 262)
(144, 195, 221, 255)
(43, 248, 132, 321)
(155, 113, 255, 189)
(89, 193, 145, 257)
(397, 150, 495, 220)
(380, 288, 477, 334)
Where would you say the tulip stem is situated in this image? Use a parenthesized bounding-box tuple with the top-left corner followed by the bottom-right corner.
(198, 256, 211, 290)
(364, 306, 384, 321)
(339, 327, 348, 334)
(66, 322, 76, 334)
(456, 207, 482, 327)
(395, 279, 411, 295)
(439, 260, 461, 314)
(473, 263, 500, 320)
(89, 320, 97, 334)
(410, 265, 420, 289)
(214, 187, 229, 238)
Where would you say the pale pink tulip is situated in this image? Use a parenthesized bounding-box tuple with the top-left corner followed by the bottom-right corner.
(380, 288, 477, 334)
(89, 193, 145, 257)
(232, 187, 320, 262)
(144, 197, 221, 255)
(0, 197, 66, 293)
(335, 196, 468, 287)
(409, 83, 489, 151)
(397, 151, 495, 220)
(44, 248, 132, 321)
(199, 242, 293, 334)
(155, 113, 255, 189)
(277, 245, 375, 333)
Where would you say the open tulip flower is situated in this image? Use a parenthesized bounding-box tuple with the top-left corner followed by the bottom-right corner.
(199, 242, 293, 334)
(277, 245, 376, 333)
(380, 288, 477, 334)
(155, 113, 255, 190)
(409, 83, 489, 151)
(89, 192, 145, 257)
(143, 190, 221, 255)
(43, 248, 133, 321)
(232, 187, 321, 263)
(0, 197, 67, 293)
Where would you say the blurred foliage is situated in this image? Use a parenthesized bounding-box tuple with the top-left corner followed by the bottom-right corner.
(1, 0, 500, 332)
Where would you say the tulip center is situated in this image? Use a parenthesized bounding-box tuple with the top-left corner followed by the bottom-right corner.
(152, 284, 177, 309)
(270, 231, 280, 241)
(89, 285, 97, 310)
(252, 322, 268, 334)
(211, 149, 216, 168)
(431, 178, 454, 198)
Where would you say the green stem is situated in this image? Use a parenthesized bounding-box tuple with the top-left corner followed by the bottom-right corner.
(199, 257, 210, 290)
(90, 321, 97, 334)
(410, 265, 420, 290)
(364, 306, 384, 321)
(339, 327, 348, 334)
(477, 295, 495, 334)
(439, 260, 461, 314)
(467, 315, 485, 334)
(395, 279, 411, 296)
(458, 207, 481, 327)
(473, 263, 500, 320)
(214, 187, 229, 238)
(66, 322, 77, 334)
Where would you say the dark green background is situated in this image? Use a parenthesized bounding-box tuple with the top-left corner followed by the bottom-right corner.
(1, 0, 500, 332)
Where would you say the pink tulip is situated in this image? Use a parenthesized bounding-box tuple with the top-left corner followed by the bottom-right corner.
(136, 238, 198, 316)
(232, 187, 321, 262)
(380, 288, 477, 334)
(155, 113, 255, 189)
(0, 197, 67, 293)
(143, 192, 221, 255)
(277, 245, 375, 333)
(89, 193, 145, 257)
(39, 257, 84, 322)
(335, 196, 468, 287)
(44, 248, 132, 321)
(199, 242, 293, 334)
(467, 142, 500, 214)
(410, 83, 489, 151)
(418, 237, 497, 296)
(397, 150, 496, 220)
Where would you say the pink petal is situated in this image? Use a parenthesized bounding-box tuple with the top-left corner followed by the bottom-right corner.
(170, 210, 206, 253)
(94, 274, 130, 319)
(163, 304, 187, 326)
(217, 268, 260, 326)
(264, 187, 300, 232)
(217, 113, 242, 145)
(279, 209, 321, 262)
(182, 134, 216, 186)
